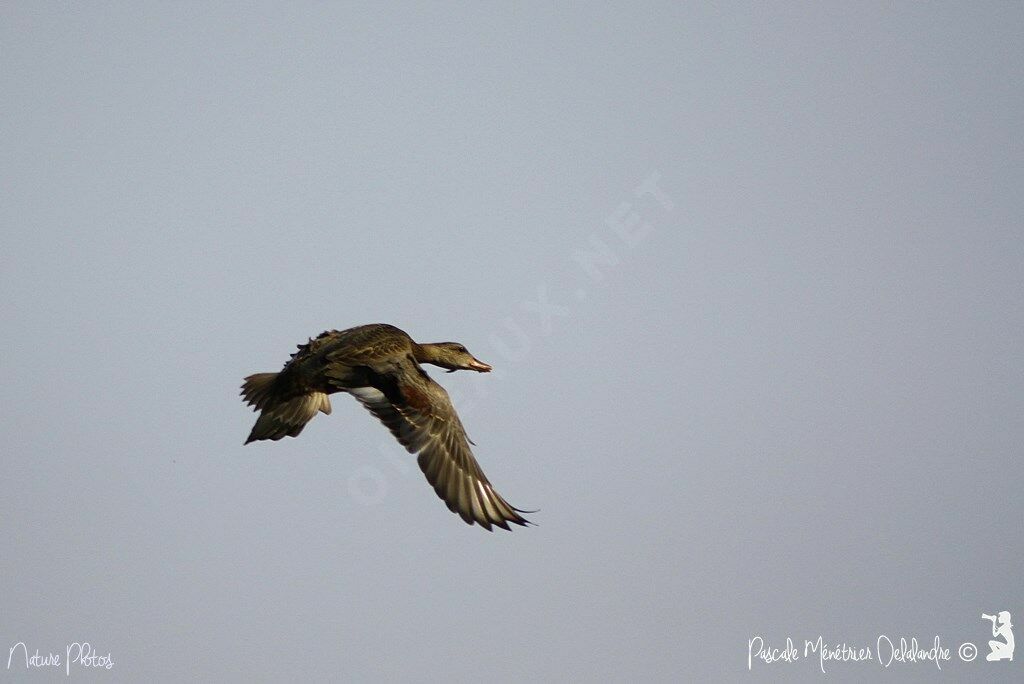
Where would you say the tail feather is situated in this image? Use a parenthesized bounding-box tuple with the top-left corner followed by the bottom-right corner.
(241, 373, 280, 411)
(241, 372, 332, 444)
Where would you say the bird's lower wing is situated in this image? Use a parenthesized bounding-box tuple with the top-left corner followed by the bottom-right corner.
(346, 385, 532, 531)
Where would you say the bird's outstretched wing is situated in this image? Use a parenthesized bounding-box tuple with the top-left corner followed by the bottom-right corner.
(345, 371, 532, 531)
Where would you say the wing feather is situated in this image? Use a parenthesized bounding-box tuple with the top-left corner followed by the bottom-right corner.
(347, 372, 532, 530)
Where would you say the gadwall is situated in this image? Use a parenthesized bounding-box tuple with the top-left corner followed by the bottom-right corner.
(241, 323, 533, 530)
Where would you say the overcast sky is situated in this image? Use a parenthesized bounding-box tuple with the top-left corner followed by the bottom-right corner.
(2, 3, 1022, 681)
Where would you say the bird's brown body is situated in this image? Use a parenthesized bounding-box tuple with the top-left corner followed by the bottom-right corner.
(241, 323, 532, 530)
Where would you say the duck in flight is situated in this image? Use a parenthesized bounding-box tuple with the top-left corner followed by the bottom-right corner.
(241, 323, 533, 531)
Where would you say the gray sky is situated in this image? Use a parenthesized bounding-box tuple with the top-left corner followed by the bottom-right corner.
(2, 3, 1022, 682)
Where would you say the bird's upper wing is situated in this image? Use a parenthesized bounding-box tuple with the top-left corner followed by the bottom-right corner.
(344, 366, 532, 531)
(319, 324, 412, 366)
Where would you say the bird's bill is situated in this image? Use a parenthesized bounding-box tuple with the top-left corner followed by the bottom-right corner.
(467, 359, 492, 372)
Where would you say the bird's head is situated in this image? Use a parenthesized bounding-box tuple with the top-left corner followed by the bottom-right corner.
(419, 342, 492, 373)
